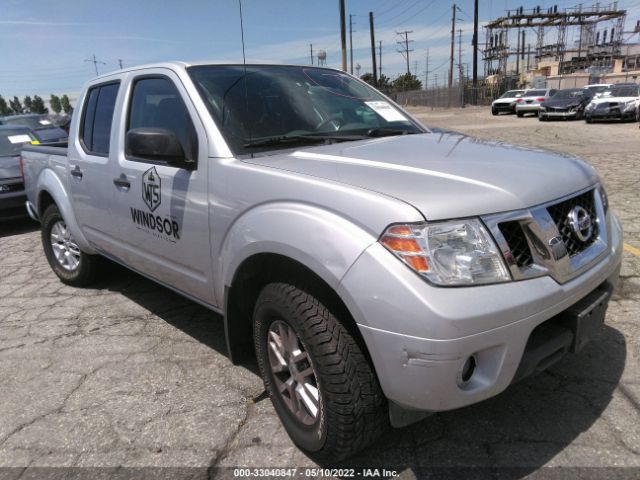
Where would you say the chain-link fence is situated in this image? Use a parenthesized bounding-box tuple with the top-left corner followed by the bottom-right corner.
(391, 78, 520, 109)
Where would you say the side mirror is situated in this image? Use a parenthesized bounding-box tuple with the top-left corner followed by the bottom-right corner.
(126, 128, 193, 168)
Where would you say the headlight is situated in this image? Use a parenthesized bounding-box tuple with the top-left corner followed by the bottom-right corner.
(621, 100, 636, 112)
(586, 102, 596, 111)
(597, 182, 608, 213)
(380, 219, 511, 286)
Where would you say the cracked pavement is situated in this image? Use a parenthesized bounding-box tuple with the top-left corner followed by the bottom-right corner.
(0, 107, 638, 477)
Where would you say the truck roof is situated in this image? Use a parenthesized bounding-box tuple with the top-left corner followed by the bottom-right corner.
(89, 60, 343, 82)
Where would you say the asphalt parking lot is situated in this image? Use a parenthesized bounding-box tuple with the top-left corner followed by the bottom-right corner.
(0, 107, 638, 478)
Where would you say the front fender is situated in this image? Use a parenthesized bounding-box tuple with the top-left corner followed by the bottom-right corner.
(217, 202, 377, 302)
(37, 169, 96, 254)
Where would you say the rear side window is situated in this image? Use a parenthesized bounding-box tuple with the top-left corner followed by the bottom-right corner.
(127, 77, 197, 161)
(80, 82, 119, 155)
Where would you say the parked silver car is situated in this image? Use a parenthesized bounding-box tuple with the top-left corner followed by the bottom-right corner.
(515, 88, 557, 117)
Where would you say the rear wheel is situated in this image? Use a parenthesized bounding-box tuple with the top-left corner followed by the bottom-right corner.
(516, 111, 524, 117)
(253, 282, 388, 461)
(41, 204, 99, 286)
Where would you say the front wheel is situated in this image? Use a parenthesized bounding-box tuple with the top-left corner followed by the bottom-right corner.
(41, 204, 99, 287)
(491, 107, 498, 116)
(516, 111, 524, 117)
(253, 283, 388, 461)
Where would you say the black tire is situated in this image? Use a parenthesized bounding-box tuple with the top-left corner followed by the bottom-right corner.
(253, 282, 388, 462)
(41, 204, 99, 287)
(539, 115, 546, 121)
(585, 116, 593, 124)
(516, 111, 524, 117)
(491, 107, 498, 116)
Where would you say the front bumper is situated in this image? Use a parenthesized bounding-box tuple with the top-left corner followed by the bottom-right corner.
(338, 213, 623, 412)
(540, 110, 579, 118)
(587, 109, 635, 121)
(492, 102, 515, 112)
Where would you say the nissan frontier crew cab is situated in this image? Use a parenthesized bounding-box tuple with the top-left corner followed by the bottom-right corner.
(22, 62, 623, 462)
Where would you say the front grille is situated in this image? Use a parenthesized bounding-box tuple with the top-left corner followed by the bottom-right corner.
(499, 221, 533, 268)
(0, 183, 24, 194)
(547, 190, 599, 257)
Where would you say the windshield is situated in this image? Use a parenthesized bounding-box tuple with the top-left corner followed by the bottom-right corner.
(499, 90, 524, 98)
(552, 89, 587, 100)
(0, 128, 33, 156)
(604, 86, 639, 97)
(188, 65, 424, 154)
(2, 115, 54, 130)
(586, 85, 610, 94)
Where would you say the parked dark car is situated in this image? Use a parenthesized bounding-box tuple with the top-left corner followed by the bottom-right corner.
(538, 88, 593, 121)
(0, 126, 36, 220)
(0, 114, 68, 145)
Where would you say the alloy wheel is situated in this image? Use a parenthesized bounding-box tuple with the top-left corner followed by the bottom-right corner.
(50, 220, 81, 271)
(267, 320, 321, 426)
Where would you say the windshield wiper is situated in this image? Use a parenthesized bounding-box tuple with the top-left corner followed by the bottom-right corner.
(243, 134, 365, 149)
(365, 127, 418, 138)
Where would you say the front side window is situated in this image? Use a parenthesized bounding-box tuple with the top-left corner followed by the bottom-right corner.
(127, 77, 197, 161)
(188, 65, 424, 154)
(81, 82, 119, 155)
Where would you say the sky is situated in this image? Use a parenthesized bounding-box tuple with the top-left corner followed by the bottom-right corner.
(1, 0, 640, 100)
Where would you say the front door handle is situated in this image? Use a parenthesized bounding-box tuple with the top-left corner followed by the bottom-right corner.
(70, 165, 83, 179)
(113, 175, 130, 189)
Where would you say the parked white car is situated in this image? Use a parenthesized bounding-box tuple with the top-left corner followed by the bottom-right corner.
(491, 89, 526, 115)
(585, 84, 640, 123)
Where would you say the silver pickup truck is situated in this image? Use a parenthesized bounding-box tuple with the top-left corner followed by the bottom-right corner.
(22, 62, 623, 461)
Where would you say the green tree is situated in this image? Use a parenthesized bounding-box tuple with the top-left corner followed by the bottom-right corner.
(31, 95, 48, 114)
(392, 73, 422, 92)
(60, 94, 72, 114)
(23, 95, 33, 113)
(0, 95, 10, 116)
(9, 96, 23, 114)
(377, 74, 391, 90)
(360, 72, 375, 86)
(50, 94, 62, 114)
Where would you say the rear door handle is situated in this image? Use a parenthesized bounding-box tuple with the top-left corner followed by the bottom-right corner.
(113, 175, 130, 189)
(70, 165, 83, 179)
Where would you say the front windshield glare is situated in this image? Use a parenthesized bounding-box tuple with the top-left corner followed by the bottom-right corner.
(188, 65, 423, 154)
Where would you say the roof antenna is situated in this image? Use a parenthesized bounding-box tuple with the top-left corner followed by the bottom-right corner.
(238, 0, 253, 155)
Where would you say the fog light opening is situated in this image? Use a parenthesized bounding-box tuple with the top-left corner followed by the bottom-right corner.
(459, 355, 477, 386)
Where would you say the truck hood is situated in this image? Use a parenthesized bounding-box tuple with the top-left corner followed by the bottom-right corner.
(243, 132, 598, 220)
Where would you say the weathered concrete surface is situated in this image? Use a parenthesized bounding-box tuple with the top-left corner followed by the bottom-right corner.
(0, 107, 638, 476)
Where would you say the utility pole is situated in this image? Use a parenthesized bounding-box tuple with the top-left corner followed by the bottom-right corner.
(396, 30, 414, 75)
(339, 0, 347, 71)
(369, 12, 377, 86)
(349, 14, 355, 74)
(424, 48, 430, 90)
(449, 3, 456, 89)
(458, 29, 464, 107)
(84, 54, 106, 76)
(118, 59, 123, 69)
(472, 0, 479, 101)
(458, 29, 463, 84)
(310, 44, 314, 65)
(379, 40, 382, 80)
(516, 28, 521, 75)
